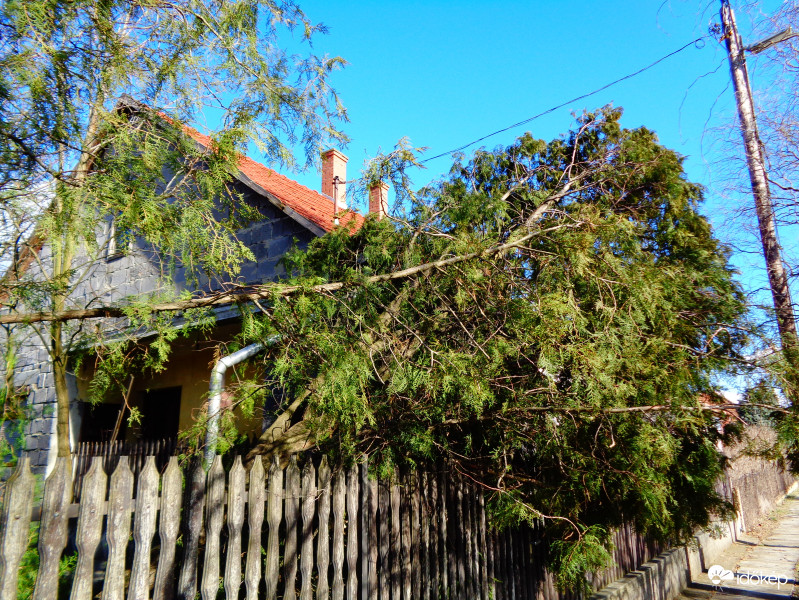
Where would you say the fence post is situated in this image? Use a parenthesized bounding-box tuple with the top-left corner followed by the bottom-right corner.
(70, 457, 107, 600)
(0, 457, 36, 600)
(378, 477, 390, 600)
(225, 456, 246, 600)
(316, 457, 332, 600)
(284, 455, 300, 600)
(201, 456, 225, 600)
(300, 460, 317, 600)
(153, 457, 183, 600)
(367, 468, 378, 600)
(265, 456, 284, 600)
(32, 457, 72, 600)
(245, 457, 265, 600)
(331, 468, 346, 600)
(177, 459, 206, 600)
(128, 457, 159, 600)
(346, 464, 359, 600)
(360, 460, 369, 600)
(102, 457, 134, 600)
(420, 472, 430, 600)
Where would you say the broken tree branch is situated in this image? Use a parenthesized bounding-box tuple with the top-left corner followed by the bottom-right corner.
(0, 182, 576, 325)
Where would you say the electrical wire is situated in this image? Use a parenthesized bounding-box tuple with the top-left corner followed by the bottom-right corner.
(420, 36, 711, 164)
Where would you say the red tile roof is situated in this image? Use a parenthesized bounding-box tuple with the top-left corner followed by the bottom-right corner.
(182, 126, 365, 234)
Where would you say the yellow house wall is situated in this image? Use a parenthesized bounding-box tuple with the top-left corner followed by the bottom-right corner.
(76, 326, 264, 441)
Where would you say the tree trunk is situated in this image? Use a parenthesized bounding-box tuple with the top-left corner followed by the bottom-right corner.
(722, 0, 799, 398)
(51, 320, 71, 457)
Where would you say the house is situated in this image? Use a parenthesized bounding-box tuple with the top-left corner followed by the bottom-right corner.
(8, 111, 391, 475)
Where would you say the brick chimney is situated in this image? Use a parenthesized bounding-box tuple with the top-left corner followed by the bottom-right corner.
(321, 149, 348, 212)
(368, 181, 390, 220)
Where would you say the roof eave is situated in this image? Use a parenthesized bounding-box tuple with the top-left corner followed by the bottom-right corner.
(234, 170, 329, 237)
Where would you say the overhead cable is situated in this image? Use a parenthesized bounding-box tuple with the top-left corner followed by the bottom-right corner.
(420, 36, 710, 164)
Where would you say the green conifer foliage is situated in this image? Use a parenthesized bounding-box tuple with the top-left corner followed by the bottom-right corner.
(243, 108, 750, 589)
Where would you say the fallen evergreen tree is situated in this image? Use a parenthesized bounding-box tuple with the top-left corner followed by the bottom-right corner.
(226, 108, 755, 588)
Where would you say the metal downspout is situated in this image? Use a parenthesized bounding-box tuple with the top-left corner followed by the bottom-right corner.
(205, 339, 275, 466)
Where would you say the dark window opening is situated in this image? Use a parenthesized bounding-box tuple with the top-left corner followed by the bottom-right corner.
(80, 402, 124, 442)
(139, 386, 181, 441)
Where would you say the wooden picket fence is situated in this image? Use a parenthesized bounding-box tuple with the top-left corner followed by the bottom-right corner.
(0, 453, 666, 600)
(71, 438, 180, 501)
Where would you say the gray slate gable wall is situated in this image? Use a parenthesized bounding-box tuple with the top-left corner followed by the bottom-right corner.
(12, 181, 317, 474)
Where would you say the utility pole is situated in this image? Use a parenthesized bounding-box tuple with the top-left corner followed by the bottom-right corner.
(720, 0, 799, 397)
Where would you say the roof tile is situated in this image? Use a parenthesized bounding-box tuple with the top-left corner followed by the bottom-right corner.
(183, 126, 365, 234)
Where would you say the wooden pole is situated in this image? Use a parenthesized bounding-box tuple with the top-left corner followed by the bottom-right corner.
(721, 0, 799, 395)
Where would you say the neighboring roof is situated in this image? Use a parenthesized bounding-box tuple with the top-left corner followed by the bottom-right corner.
(181, 126, 365, 236)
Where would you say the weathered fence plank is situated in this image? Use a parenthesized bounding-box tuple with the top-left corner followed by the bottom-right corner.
(390, 482, 400, 600)
(454, 479, 466, 600)
(71, 457, 107, 600)
(300, 460, 316, 600)
(528, 527, 538, 600)
(128, 457, 159, 600)
(463, 479, 476, 600)
(0, 457, 36, 600)
(367, 472, 378, 600)
(496, 529, 507, 600)
(225, 456, 246, 600)
(177, 460, 205, 600)
(360, 461, 369, 600)
(429, 473, 440, 600)
(479, 490, 490, 600)
(438, 471, 449, 600)
(265, 456, 283, 600)
(102, 457, 134, 600)
(245, 457, 265, 600)
(518, 528, 529, 600)
(493, 530, 504, 600)
(377, 479, 390, 600)
(33, 457, 72, 600)
(331, 469, 346, 600)
(400, 474, 411, 600)
(501, 529, 511, 600)
(358, 459, 369, 600)
(153, 457, 182, 600)
(519, 534, 526, 600)
(509, 528, 519, 600)
(506, 528, 516, 600)
(316, 457, 332, 600)
(411, 475, 420, 600)
(201, 456, 225, 600)
(284, 455, 301, 600)
(472, 483, 483, 599)
(543, 524, 554, 600)
(346, 464, 359, 600)
(546, 551, 557, 600)
(419, 471, 430, 600)
(527, 526, 536, 600)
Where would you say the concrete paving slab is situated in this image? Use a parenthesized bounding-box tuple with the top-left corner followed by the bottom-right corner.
(677, 491, 799, 599)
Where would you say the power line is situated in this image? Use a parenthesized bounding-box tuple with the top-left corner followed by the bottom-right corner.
(420, 36, 710, 164)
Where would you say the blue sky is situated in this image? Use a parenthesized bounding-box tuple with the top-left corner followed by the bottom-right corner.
(284, 1, 740, 190)
(267, 0, 786, 305)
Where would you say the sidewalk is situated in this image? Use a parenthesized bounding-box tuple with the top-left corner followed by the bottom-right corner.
(678, 490, 799, 599)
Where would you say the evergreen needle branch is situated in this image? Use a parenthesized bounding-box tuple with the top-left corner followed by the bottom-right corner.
(437, 403, 788, 423)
